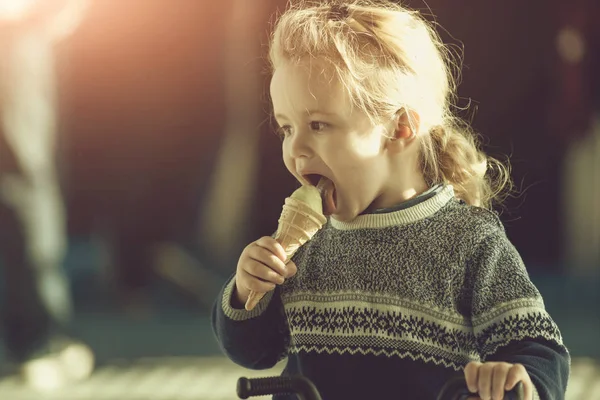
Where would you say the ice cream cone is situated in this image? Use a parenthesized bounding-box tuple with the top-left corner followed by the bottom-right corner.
(244, 197, 326, 311)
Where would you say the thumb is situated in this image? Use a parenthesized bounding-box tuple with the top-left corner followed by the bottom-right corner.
(285, 260, 298, 278)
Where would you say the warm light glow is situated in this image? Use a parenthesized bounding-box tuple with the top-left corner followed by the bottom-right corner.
(0, 0, 38, 21)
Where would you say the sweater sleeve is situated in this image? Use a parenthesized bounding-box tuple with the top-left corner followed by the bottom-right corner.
(466, 228, 570, 400)
(211, 274, 290, 370)
(487, 340, 570, 400)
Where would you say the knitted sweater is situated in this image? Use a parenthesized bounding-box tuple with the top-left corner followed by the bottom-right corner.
(212, 186, 570, 400)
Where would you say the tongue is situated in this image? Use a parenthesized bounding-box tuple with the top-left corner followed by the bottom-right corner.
(316, 177, 336, 216)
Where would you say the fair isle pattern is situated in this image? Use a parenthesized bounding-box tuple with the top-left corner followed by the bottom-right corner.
(282, 292, 478, 370)
(289, 344, 469, 371)
(473, 298, 565, 357)
(282, 294, 563, 370)
(276, 186, 566, 370)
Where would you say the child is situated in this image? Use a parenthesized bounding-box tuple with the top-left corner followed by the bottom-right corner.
(212, 1, 570, 399)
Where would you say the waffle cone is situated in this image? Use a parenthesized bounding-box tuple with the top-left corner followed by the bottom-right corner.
(245, 197, 326, 311)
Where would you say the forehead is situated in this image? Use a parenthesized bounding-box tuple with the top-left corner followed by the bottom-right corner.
(270, 58, 351, 117)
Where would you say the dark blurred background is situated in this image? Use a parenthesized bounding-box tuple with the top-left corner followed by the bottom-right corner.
(0, 0, 598, 399)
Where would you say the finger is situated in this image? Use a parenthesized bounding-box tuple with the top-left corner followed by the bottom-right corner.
(464, 361, 481, 393)
(477, 363, 494, 400)
(245, 259, 285, 285)
(239, 269, 277, 293)
(505, 363, 526, 389)
(491, 363, 512, 400)
(247, 244, 288, 279)
(255, 236, 288, 263)
(522, 381, 534, 400)
(285, 260, 298, 278)
(505, 364, 532, 400)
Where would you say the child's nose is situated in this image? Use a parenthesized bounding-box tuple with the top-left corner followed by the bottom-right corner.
(288, 131, 313, 159)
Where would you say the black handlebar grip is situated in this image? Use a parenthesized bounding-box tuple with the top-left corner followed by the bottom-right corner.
(237, 376, 323, 400)
(437, 375, 525, 400)
(238, 374, 524, 400)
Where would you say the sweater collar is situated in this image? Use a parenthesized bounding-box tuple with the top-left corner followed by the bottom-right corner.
(330, 185, 455, 230)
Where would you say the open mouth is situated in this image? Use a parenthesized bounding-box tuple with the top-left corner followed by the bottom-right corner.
(303, 174, 322, 187)
(302, 174, 337, 215)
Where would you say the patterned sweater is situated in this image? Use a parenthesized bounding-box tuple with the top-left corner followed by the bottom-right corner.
(212, 185, 570, 400)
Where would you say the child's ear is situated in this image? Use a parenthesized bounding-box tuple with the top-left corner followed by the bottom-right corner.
(386, 108, 420, 152)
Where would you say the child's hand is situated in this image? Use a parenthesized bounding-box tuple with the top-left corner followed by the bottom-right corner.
(234, 236, 297, 304)
(464, 361, 534, 400)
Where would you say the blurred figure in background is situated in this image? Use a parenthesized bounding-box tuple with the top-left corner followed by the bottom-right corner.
(63, 0, 234, 314)
(0, 0, 93, 390)
(553, 0, 600, 275)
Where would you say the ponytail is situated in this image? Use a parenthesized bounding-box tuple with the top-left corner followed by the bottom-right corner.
(420, 123, 511, 209)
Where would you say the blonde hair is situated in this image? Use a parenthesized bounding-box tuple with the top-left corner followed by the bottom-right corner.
(268, 0, 511, 209)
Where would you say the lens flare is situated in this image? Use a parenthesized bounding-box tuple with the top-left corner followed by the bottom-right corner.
(0, 0, 38, 21)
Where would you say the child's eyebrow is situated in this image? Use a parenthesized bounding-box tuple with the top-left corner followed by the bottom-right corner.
(306, 109, 335, 117)
(275, 110, 336, 120)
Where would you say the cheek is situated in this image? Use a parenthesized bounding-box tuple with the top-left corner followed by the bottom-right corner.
(334, 140, 383, 175)
(356, 133, 385, 157)
(334, 133, 384, 167)
(334, 158, 374, 193)
(282, 144, 294, 171)
(340, 157, 385, 194)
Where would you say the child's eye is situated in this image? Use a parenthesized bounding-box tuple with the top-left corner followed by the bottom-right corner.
(277, 125, 292, 139)
(310, 121, 328, 132)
